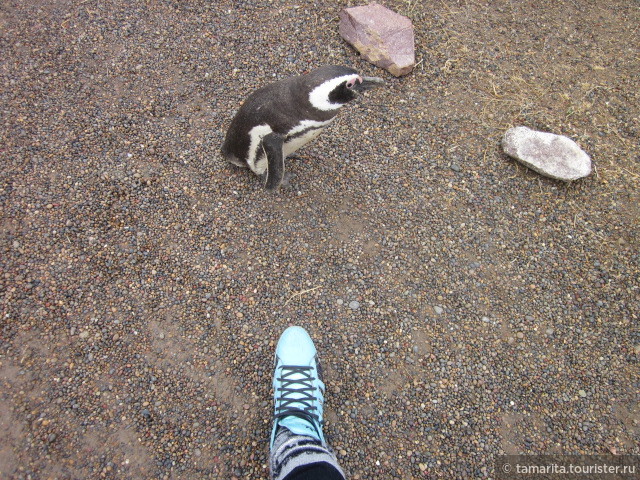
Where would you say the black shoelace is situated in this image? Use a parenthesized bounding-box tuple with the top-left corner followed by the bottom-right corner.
(274, 365, 323, 431)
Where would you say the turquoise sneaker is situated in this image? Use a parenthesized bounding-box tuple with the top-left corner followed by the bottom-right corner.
(270, 326, 326, 447)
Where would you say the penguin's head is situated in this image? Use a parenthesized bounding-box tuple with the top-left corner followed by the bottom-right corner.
(306, 65, 384, 112)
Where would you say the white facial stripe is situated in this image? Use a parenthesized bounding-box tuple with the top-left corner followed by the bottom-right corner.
(247, 124, 273, 174)
(308, 74, 360, 111)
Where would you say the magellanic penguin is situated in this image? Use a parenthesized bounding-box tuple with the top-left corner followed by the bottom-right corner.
(222, 65, 384, 190)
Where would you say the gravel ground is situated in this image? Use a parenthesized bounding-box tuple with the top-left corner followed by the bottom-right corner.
(1, 1, 638, 479)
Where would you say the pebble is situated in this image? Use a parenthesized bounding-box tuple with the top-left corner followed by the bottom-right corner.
(349, 300, 361, 310)
(433, 306, 444, 315)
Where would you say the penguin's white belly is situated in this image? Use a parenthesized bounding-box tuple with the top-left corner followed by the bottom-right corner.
(282, 118, 334, 157)
(283, 127, 324, 157)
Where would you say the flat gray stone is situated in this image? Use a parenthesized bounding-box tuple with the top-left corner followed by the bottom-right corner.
(502, 126, 591, 181)
(339, 2, 415, 77)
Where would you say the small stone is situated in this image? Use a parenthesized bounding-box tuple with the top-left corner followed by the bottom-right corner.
(349, 300, 360, 310)
(578, 389, 587, 398)
(79, 330, 89, 339)
(516, 332, 524, 339)
(634, 345, 640, 355)
(546, 328, 554, 336)
(502, 126, 591, 180)
(339, 2, 415, 76)
(433, 306, 444, 315)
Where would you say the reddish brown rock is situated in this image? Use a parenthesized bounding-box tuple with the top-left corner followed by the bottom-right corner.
(339, 2, 415, 77)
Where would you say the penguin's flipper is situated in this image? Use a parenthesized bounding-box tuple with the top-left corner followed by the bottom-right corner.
(262, 132, 285, 190)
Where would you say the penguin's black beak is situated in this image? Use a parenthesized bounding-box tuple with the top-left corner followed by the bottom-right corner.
(352, 76, 385, 93)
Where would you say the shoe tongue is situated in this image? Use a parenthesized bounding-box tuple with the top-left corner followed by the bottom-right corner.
(279, 416, 320, 441)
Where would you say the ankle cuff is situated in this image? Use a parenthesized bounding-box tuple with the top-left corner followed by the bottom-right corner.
(270, 428, 344, 480)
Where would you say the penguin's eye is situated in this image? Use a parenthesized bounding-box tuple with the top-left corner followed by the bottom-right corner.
(346, 80, 356, 89)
